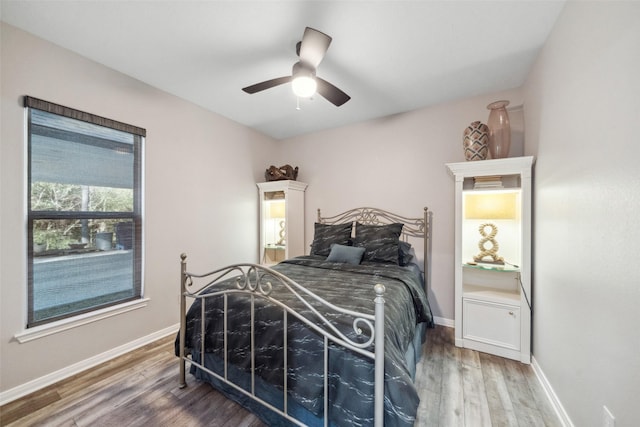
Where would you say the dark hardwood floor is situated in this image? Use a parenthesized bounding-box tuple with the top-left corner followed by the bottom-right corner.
(0, 325, 560, 426)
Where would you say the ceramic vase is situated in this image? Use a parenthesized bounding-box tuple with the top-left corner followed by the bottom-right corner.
(463, 121, 489, 161)
(487, 100, 511, 159)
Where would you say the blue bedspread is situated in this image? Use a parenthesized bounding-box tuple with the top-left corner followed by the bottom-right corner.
(177, 256, 433, 426)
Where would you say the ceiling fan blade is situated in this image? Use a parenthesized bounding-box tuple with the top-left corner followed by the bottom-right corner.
(242, 76, 292, 94)
(316, 77, 350, 107)
(299, 27, 332, 68)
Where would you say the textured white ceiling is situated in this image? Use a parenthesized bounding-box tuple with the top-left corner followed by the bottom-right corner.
(0, 1, 565, 140)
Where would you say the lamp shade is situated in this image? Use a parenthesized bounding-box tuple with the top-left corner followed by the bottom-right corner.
(268, 201, 286, 219)
(464, 191, 517, 220)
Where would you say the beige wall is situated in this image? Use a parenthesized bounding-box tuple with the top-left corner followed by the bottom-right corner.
(277, 89, 525, 322)
(0, 23, 277, 395)
(0, 19, 528, 398)
(523, 1, 640, 425)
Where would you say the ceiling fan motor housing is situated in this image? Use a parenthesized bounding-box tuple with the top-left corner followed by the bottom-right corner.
(292, 61, 316, 79)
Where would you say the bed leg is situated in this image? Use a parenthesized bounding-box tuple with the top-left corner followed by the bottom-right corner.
(179, 253, 187, 388)
(374, 284, 385, 427)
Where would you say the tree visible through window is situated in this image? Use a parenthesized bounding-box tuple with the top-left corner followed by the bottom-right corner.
(26, 97, 145, 327)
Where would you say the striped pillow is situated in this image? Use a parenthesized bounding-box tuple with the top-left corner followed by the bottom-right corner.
(309, 223, 353, 256)
(354, 222, 404, 264)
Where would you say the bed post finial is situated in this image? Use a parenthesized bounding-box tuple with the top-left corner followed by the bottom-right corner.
(317, 208, 321, 222)
(374, 283, 385, 296)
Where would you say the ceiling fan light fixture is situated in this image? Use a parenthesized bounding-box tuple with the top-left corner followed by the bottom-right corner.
(242, 28, 349, 106)
(292, 75, 317, 98)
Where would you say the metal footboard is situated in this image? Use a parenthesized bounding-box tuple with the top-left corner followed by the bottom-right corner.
(178, 254, 386, 427)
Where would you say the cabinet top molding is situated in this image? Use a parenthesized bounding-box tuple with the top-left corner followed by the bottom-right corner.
(446, 156, 535, 178)
(257, 180, 309, 191)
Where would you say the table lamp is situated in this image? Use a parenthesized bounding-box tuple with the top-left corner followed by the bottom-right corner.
(464, 191, 516, 264)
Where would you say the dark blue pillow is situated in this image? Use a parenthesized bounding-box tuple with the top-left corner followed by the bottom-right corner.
(310, 222, 352, 256)
(398, 241, 414, 266)
(326, 244, 365, 265)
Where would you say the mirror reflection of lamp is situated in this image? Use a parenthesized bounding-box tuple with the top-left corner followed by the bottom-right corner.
(269, 201, 286, 246)
(465, 192, 516, 264)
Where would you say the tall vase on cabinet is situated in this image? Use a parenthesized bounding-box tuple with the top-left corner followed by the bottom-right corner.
(463, 121, 489, 161)
(487, 100, 511, 159)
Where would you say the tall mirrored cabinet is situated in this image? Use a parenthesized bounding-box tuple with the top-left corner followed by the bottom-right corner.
(257, 180, 308, 265)
(446, 156, 534, 363)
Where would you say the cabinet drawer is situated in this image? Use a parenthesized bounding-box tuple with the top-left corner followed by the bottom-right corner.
(463, 298, 520, 350)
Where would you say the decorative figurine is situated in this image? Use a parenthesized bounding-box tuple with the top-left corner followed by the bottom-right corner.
(265, 165, 299, 181)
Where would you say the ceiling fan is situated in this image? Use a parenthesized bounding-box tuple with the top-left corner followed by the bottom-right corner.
(242, 27, 351, 107)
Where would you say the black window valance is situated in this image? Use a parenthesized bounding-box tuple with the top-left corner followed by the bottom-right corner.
(24, 96, 146, 137)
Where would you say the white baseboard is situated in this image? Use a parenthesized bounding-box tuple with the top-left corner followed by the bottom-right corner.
(433, 316, 454, 328)
(0, 323, 180, 406)
(531, 355, 574, 427)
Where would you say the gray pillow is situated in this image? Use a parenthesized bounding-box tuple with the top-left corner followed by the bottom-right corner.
(354, 222, 404, 264)
(326, 244, 365, 265)
(309, 222, 352, 256)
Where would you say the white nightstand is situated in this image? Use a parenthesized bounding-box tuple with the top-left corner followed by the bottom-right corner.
(446, 156, 534, 363)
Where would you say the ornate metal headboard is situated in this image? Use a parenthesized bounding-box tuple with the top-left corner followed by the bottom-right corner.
(317, 207, 430, 286)
(318, 207, 427, 240)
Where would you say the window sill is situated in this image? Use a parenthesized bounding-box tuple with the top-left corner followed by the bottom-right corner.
(14, 298, 150, 343)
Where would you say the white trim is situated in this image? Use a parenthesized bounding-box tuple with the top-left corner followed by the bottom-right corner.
(531, 355, 574, 427)
(139, 134, 146, 297)
(433, 316, 455, 328)
(1, 323, 179, 406)
(22, 107, 29, 327)
(460, 337, 524, 363)
(14, 298, 151, 343)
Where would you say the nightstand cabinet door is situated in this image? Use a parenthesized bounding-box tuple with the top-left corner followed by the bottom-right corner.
(463, 298, 520, 351)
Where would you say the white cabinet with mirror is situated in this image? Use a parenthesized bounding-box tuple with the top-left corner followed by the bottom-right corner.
(257, 180, 307, 265)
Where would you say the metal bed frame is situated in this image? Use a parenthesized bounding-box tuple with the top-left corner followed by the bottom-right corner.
(178, 207, 429, 427)
(317, 207, 429, 284)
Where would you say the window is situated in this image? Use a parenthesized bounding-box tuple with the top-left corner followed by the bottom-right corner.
(25, 97, 145, 327)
